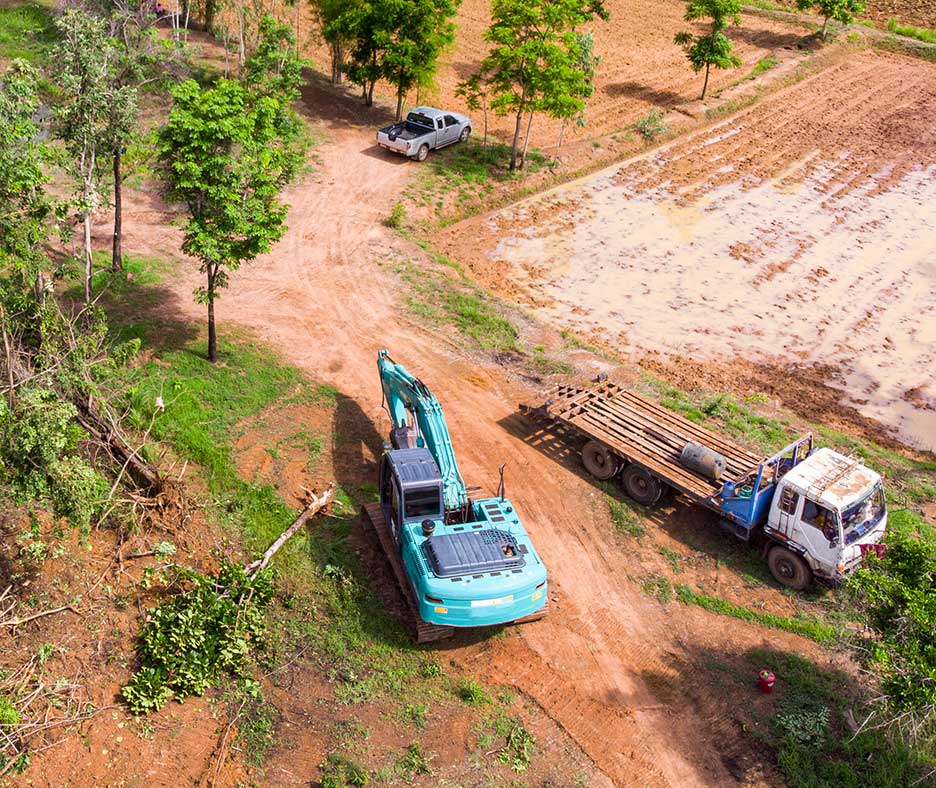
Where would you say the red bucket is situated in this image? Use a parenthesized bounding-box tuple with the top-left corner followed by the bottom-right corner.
(758, 670, 775, 694)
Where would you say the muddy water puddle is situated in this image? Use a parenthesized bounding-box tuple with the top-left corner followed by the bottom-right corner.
(492, 160, 936, 449)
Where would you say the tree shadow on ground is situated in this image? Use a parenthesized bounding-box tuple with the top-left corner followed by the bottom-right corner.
(604, 81, 685, 106)
(297, 68, 397, 134)
(729, 25, 805, 50)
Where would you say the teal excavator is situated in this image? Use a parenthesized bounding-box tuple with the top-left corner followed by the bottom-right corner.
(362, 349, 548, 642)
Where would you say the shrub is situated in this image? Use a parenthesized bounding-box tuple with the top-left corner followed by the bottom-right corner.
(457, 678, 490, 705)
(0, 388, 106, 529)
(633, 109, 668, 142)
(320, 754, 369, 787)
(122, 559, 274, 713)
(384, 202, 407, 230)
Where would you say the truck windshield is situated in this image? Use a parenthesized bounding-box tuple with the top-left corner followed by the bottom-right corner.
(405, 485, 442, 520)
(406, 112, 434, 130)
(842, 483, 886, 544)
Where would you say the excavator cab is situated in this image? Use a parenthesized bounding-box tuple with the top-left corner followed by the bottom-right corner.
(379, 447, 444, 544)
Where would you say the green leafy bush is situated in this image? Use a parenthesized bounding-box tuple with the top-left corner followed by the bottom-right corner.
(122, 559, 274, 713)
(847, 531, 936, 740)
(633, 109, 668, 142)
(0, 695, 19, 726)
(0, 388, 106, 529)
(457, 678, 490, 705)
(320, 753, 370, 787)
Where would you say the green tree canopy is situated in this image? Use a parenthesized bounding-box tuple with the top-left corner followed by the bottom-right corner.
(796, 0, 865, 38)
(674, 0, 741, 100)
(848, 529, 936, 746)
(471, 0, 609, 171)
(159, 76, 304, 362)
(0, 60, 60, 303)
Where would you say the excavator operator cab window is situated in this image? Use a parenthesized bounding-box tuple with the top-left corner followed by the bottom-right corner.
(404, 484, 443, 521)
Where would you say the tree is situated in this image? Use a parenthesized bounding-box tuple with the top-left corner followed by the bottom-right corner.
(158, 72, 304, 362)
(796, 0, 865, 39)
(455, 73, 491, 146)
(0, 61, 60, 305)
(100, 0, 170, 272)
(471, 0, 609, 171)
(848, 529, 936, 747)
(52, 10, 129, 303)
(674, 0, 741, 100)
(381, 0, 460, 121)
(311, 0, 356, 84)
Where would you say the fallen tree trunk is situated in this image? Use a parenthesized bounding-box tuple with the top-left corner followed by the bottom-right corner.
(72, 398, 163, 495)
(245, 486, 334, 576)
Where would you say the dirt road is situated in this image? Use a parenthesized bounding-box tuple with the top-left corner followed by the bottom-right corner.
(117, 77, 827, 787)
(438, 50, 936, 451)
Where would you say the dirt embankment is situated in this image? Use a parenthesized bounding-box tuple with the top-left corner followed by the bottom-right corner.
(437, 49, 936, 450)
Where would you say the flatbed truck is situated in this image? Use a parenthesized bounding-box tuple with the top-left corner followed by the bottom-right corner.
(522, 379, 887, 589)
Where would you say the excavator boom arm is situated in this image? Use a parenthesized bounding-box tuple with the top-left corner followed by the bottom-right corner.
(377, 349, 468, 511)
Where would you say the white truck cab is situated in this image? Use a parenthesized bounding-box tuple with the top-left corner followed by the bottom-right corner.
(763, 447, 887, 588)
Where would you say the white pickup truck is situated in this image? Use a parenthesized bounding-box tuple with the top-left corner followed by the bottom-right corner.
(376, 107, 472, 161)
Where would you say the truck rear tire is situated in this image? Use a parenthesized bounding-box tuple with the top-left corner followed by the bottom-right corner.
(621, 465, 662, 506)
(417, 144, 429, 162)
(768, 546, 811, 590)
(582, 441, 618, 480)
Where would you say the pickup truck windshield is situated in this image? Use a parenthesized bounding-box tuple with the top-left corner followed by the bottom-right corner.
(842, 483, 885, 544)
(406, 112, 434, 130)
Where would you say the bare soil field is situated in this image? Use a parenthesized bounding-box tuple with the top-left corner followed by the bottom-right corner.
(437, 49, 936, 450)
(296, 0, 809, 152)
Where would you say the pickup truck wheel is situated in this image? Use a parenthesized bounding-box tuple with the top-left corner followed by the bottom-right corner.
(416, 144, 429, 162)
(621, 465, 662, 506)
(582, 441, 618, 480)
(459, 126, 471, 143)
(768, 546, 811, 590)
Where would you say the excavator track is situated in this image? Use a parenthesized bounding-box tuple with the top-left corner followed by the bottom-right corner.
(362, 503, 549, 643)
(362, 503, 455, 644)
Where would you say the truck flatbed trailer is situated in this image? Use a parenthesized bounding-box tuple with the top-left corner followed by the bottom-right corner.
(522, 380, 763, 509)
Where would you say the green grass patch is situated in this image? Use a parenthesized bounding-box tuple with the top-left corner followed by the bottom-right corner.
(457, 678, 491, 705)
(746, 647, 935, 786)
(606, 494, 647, 539)
(641, 574, 674, 603)
(887, 17, 936, 43)
(747, 55, 778, 79)
(676, 585, 836, 644)
(0, 3, 57, 65)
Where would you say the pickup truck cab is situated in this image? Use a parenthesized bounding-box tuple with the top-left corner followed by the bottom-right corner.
(376, 106, 471, 161)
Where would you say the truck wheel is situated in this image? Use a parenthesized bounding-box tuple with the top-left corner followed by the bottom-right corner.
(768, 546, 811, 590)
(621, 465, 662, 506)
(416, 144, 429, 162)
(582, 441, 618, 480)
(459, 126, 471, 143)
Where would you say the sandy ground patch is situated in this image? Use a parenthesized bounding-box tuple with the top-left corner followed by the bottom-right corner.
(438, 50, 936, 449)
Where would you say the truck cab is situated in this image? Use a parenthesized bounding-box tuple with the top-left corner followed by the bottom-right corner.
(763, 447, 886, 588)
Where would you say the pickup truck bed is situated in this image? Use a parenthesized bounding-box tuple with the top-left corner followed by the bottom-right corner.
(522, 380, 762, 502)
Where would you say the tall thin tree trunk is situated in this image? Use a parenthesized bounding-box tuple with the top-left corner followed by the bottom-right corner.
(83, 211, 93, 304)
(558, 118, 567, 150)
(112, 148, 123, 273)
(701, 62, 710, 100)
(821, 16, 829, 38)
(520, 109, 534, 169)
(510, 108, 524, 171)
(396, 89, 404, 121)
(207, 268, 217, 363)
(0, 305, 15, 410)
(204, 0, 215, 32)
(482, 105, 488, 147)
(238, 9, 246, 66)
(366, 80, 375, 107)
